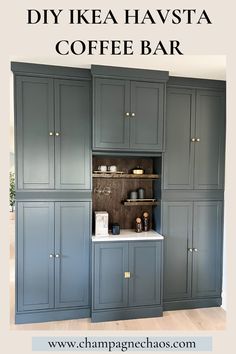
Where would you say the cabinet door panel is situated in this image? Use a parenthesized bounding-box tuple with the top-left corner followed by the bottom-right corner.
(130, 81, 164, 151)
(164, 88, 195, 189)
(93, 78, 130, 150)
(55, 80, 91, 189)
(17, 202, 54, 311)
(128, 242, 162, 306)
(194, 90, 225, 189)
(55, 202, 90, 308)
(162, 202, 192, 301)
(93, 243, 128, 309)
(16, 76, 54, 189)
(192, 201, 223, 298)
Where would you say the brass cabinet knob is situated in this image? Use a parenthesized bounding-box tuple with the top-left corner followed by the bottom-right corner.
(131, 112, 135, 117)
(55, 254, 60, 258)
(49, 254, 54, 258)
(124, 271, 131, 279)
(188, 248, 193, 252)
(49, 132, 54, 136)
(196, 138, 200, 142)
(191, 138, 196, 142)
(125, 112, 130, 117)
(193, 248, 198, 252)
(55, 132, 60, 136)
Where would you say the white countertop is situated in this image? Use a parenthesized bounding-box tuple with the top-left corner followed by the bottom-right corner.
(92, 229, 164, 242)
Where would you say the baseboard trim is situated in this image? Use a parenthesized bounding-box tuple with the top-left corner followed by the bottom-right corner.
(91, 305, 163, 322)
(163, 297, 222, 311)
(15, 307, 91, 324)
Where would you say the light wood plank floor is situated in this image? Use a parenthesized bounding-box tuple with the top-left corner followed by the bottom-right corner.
(9, 213, 226, 331)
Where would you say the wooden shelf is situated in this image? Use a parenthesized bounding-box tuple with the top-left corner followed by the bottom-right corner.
(123, 200, 160, 206)
(92, 173, 160, 179)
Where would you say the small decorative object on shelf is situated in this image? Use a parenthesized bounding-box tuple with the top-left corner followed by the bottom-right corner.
(129, 190, 138, 199)
(137, 188, 145, 199)
(135, 217, 142, 233)
(142, 211, 150, 231)
(132, 166, 144, 175)
(111, 223, 120, 235)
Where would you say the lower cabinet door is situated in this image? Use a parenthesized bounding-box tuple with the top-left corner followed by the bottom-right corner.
(93, 242, 129, 309)
(128, 241, 162, 306)
(192, 201, 223, 298)
(17, 202, 55, 311)
(162, 202, 193, 301)
(54, 202, 90, 308)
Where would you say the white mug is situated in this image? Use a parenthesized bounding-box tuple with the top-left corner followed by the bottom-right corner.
(109, 165, 117, 172)
(98, 165, 107, 172)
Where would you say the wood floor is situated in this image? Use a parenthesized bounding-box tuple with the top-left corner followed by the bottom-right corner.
(9, 212, 226, 331)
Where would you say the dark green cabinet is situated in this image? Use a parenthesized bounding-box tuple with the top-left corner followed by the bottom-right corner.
(93, 78, 164, 152)
(16, 76, 55, 189)
(164, 87, 225, 190)
(93, 242, 129, 310)
(162, 201, 223, 308)
(128, 241, 162, 306)
(15, 76, 91, 190)
(92, 240, 163, 322)
(17, 202, 55, 311)
(16, 201, 90, 322)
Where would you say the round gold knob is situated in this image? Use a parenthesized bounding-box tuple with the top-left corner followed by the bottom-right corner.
(196, 138, 200, 142)
(55, 132, 60, 136)
(49, 132, 53, 136)
(131, 112, 135, 117)
(126, 112, 130, 117)
(191, 138, 196, 142)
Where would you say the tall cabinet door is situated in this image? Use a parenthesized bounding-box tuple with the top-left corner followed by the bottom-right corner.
(17, 202, 54, 311)
(163, 88, 195, 189)
(55, 80, 91, 189)
(93, 242, 129, 309)
(194, 90, 225, 189)
(16, 76, 54, 189)
(192, 201, 223, 298)
(162, 202, 193, 301)
(130, 81, 164, 151)
(128, 242, 162, 306)
(93, 78, 130, 150)
(54, 202, 90, 308)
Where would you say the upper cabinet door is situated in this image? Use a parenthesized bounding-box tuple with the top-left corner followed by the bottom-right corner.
(194, 90, 225, 189)
(16, 76, 54, 189)
(55, 79, 91, 190)
(130, 81, 164, 151)
(93, 78, 130, 150)
(163, 88, 195, 189)
(192, 201, 223, 298)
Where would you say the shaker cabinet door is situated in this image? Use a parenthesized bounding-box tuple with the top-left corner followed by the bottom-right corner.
(164, 88, 195, 189)
(130, 81, 164, 151)
(194, 90, 225, 189)
(128, 242, 162, 306)
(16, 76, 54, 189)
(192, 201, 223, 298)
(17, 202, 55, 311)
(93, 78, 130, 150)
(162, 202, 193, 301)
(54, 202, 90, 308)
(93, 243, 129, 309)
(55, 80, 91, 189)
